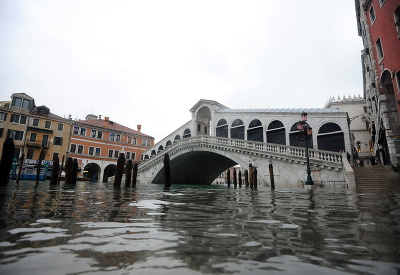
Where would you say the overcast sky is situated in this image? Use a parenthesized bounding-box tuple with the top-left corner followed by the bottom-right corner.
(0, 0, 363, 142)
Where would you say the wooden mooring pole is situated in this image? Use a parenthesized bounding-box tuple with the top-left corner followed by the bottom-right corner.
(114, 153, 125, 187)
(0, 138, 14, 185)
(125, 160, 132, 187)
(269, 163, 275, 190)
(164, 153, 171, 188)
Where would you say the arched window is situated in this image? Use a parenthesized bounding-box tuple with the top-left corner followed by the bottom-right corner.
(289, 122, 313, 148)
(158, 145, 164, 152)
(151, 150, 156, 156)
(247, 119, 263, 142)
(266, 120, 286, 145)
(231, 119, 244, 140)
(183, 128, 191, 139)
(216, 119, 228, 138)
(166, 140, 172, 147)
(174, 135, 181, 142)
(317, 122, 345, 152)
(144, 155, 149, 160)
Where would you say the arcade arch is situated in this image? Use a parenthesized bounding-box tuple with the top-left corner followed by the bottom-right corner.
(231, 119, 244, 140)
(289, 122, 313, 148)
(266, 120, 286, 145)
(247, 119, 263, 142)
(317, 122, 345, 152)
(196, 106, 211, 135)
(216, 119, 228, 138)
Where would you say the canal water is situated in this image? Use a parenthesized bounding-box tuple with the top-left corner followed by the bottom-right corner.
(0, 181, 399, 275)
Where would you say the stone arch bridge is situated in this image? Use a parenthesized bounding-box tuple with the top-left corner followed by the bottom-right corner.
(138, 99, 355, 187)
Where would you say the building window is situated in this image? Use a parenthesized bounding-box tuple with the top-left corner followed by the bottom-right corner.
(42, 135, 49, 147)
(375, 38, 384, 62)
(22, 99, 30, 109)
(394, 5, 400, 37)
(369, 5, 376, 25)
(7, 129, 24, 140)
(108, 149, 113, 158)
(80, 128, 86, 136)
(116, 134, 121, 141)
(88, 146, 94, 155)
(29, 133, 37, 142)
(33, 118, 39, 126)
(0, 112, 7, 121)
(57, 123, 64, 131)
(54, 137, 63, 146)
(132, 137, 137, 145)
(197, 124, 201, 132)
(0, 128, 3, 138)
(114, 150, 119, 158)
(70, 144, 76, 153)
(142, 139, 147, 146)
(357, 141, 361, 152)
(369, 140, 374, 154)
(126, 152, 131, 159)
(131, 152, 136, 160)
(78, 145, 84, 154)
(97, 131, 103, 139)
(27, 149, 34, 159)
(91, 129, 96, 137)
(73, 126, 79, 134)
(45, 121, 51, 129)
(95, 148, 101, 156)
(20, 116, 27, 124)
(11, 97, 22, 107)
(10, 114, 20, 123)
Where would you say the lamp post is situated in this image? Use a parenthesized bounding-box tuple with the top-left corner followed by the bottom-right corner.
(297, 112, 314, 185)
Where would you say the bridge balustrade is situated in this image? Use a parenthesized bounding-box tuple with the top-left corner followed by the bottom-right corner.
(139, 136, 343, 173)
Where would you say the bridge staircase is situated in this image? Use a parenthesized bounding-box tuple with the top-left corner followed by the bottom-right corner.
(354, 165, 400, 189)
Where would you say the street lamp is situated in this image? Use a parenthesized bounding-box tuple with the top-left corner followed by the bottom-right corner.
(297, 112, 314, 185)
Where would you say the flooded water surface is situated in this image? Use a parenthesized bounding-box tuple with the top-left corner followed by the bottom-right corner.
(0, 181, 399, 274)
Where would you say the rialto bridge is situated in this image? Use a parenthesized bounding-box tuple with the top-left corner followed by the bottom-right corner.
(138, 99, 356, 187)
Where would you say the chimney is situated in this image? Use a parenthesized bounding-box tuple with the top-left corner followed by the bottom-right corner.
(104, 116, 109, 129)
(99, 115, 102, 120)
(137, 124, 141, 134)
(68, 114, 72, 120)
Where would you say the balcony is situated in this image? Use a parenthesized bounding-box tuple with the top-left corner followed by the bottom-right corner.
(27, 139, 49, 148)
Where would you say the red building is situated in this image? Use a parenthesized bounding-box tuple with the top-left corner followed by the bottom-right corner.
(356, 0, 400, 169)
(68, 114, 154, 182)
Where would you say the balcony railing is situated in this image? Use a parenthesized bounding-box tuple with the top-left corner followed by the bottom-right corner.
(27, 139, 49, 148)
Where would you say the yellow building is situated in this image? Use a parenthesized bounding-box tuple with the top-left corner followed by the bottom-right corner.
(0, 93, 72, 163)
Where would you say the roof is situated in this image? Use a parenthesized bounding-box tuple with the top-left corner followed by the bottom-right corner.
(217, 108, 342, 114)
(77, 119, 154, 138)
(30, 106, 67, 121)
(189, 99, 230, 112)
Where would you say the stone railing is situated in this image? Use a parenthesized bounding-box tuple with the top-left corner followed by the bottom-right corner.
(139, 136, 343, 172)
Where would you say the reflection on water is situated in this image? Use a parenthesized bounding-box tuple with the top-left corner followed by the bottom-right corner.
(0, 181, 399, 274)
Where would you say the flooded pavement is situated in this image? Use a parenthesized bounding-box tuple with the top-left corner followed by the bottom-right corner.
(0, 181, 399, 274)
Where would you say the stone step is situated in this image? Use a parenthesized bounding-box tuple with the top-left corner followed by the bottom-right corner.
(353, 165, 400, 188)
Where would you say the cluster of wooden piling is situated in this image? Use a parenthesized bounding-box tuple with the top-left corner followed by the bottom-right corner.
(113, 153, 138, 187)
(223, 162, 275, 190)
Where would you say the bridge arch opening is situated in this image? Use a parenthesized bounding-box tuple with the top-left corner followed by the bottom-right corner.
(83, 163, 101, 182)
(317, 122, 345, 152)
(158, 145, 164, 152)
(266, 120, 286, 145)
(216, 119, 228, 138)
(174, 135, 181, 143)
(289, 122, 313, 148)
(183, 128, 191, 139)
(196, 106, 211, 135)
(166, 140, 172, 148)
(247, 119, 263, 142)
(152, 151, 237, 185)
(231, 119, 244, 140)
